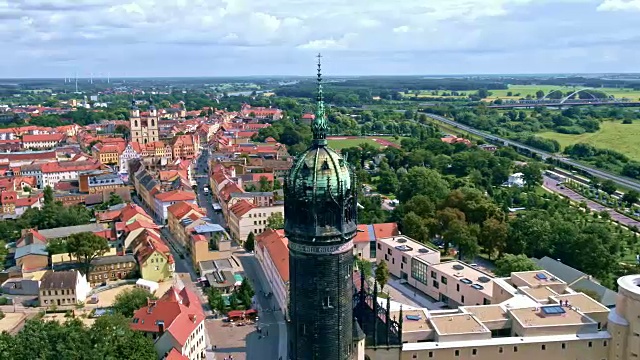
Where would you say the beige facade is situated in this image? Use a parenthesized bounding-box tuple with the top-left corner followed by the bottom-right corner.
(376, 235, 440, 282)
(227, 205, 284, 243)
(360, 268, 640, 360)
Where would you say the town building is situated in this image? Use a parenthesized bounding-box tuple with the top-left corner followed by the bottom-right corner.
(130, 286, 206, 360)
(38, 270, 91, 307)
(22, 133, 65, 149)
(153, 190, 197, 224)
(255, 229, 289, 318)
(87, 254, 137, 287)
(130, 100, 160, 145)
(133, 232, 175, 282)
(119, 141, 142, 174)
(188, 223, 231, 266)
(170, 134, 198, 160)
(227, 199, 284, 244)
(240, 103, 283, 120)
(353, 222, 400, 260)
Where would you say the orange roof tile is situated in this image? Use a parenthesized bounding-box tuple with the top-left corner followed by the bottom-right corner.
(155, 190, 196, 202)
(256, 229, 289, 282)
(167, 201, 204, 220)
(131, 287, 204, 347)
(372, 223, 400, 239)
(229, 199, 255, 217)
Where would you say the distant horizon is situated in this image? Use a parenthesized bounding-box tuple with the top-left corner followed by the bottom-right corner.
(3, 72, 640, 82)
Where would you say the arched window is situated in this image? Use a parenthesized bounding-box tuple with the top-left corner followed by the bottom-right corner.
(151, 119, 155, 127)
(134, 120, 139, 127)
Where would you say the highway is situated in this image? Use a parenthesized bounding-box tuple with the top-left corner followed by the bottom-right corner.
(423, 113, 640, 192)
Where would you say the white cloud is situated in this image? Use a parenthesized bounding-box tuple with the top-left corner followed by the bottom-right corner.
(597, 0, 640, 11)
(1, 0, 639, 76)
(392, 26, 410, 33)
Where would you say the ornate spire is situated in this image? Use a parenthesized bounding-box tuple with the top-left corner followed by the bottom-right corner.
(312, 53, 328, 146)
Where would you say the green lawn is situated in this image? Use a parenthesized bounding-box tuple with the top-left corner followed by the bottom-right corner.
(327, 136, 403, 150)
(538, 121, 640, 160)
(486, 85, 640, 101)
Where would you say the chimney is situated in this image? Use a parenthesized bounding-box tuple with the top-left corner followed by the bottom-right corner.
(157, 320, 165, 333)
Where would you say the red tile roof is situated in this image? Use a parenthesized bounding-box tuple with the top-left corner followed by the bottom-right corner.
(353, 224, 372, 244)
(256, 229, 289, 282)
(130, 286, 204, 348)
(165, 349, 188, 360)
(167, 201, 204, 220)
(15, 195, 41, 207)
(155, 190, 196, 202)
(372, 223, 400, 239)
(229, 199, 255, 217)
(22, 133, 65, 143)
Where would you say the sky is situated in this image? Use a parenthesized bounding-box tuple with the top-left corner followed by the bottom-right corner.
(1, 0, 640, 78)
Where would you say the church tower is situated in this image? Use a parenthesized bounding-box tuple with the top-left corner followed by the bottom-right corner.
(129, 99, 159, 144)
(285, 55, 358, 360)
(129, 100, 142, 143)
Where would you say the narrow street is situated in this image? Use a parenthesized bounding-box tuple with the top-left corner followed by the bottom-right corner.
(195, 146, 287, 360)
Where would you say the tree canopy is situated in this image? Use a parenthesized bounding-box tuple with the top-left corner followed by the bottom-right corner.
(66, 232, 110, 277)
(112, 288, 157, 318)
(494, 254, 541, 277)
(0, 315, 156, 360)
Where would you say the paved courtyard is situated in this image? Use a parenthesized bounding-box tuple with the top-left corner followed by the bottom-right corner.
(207, 319, 253, 360)
(0, 313, 27, 333)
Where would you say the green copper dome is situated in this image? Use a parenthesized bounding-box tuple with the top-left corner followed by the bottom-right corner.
(284, 54, 358, 243)
(289, 145, 351, 199)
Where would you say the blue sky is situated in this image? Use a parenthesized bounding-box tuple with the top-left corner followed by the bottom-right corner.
(1, 0, 639, 77)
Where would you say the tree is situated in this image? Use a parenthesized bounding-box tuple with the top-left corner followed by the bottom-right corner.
(0, 315, 157, 360)
(112, 288, 157, 318)
(355, 257, 373, 278)
(397, 167, 450, 204)
(258, 176, 273, 191)
(479, 218, 508, 259)
(520, 163, 542, 189)
(574, 288, 602, 302)
(376, 170, 399, 194)
(402, 212, 430, 243)
(66, 232, 110, 277)
(228, 292, 240, 310)
(375, 260, 390, 290)
(601, 180, 617, 195)
(237, 279, 255, 309)
(494, 254, 541, 277)
(622, 190, 640, 206)
(245, 232, 255, 252)
(206, 287, 226, 313)
(535, 90, 545, 99)
(43, 186, 54, 206)
(266, 212, 284, 230)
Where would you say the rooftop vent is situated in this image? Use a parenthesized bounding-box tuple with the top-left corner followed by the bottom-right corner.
(418, 248, 430, 253)
(397, 238, 407, 243)
(535, 272, 548, 280)
(541, 306, 566, 316)
(406, 315, 422, 321)
(478, 276, 491, 283)
(395, 245, 413, 252)
(471, 284, 484, 290)
(453, 264, 464, 271)
(461, 278, 473, 285)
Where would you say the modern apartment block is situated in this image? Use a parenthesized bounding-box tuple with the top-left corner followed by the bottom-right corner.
(370, 234, 640, 360)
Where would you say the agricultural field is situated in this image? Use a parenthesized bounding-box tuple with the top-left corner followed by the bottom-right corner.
(399, 90, 470, 99)
(327, 136, 402, 150)
(484, 85, 640, 101)
(538, 121, 640, 160)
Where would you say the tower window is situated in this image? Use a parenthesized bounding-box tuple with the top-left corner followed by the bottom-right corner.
(134, 120, 139, 127)
(323, 296, 333, 308)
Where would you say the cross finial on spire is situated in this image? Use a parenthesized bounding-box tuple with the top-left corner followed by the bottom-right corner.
(312, 53, 328, 145)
